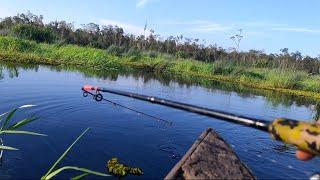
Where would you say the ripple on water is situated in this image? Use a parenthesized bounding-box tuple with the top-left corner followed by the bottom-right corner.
(0, 63, 320, 179)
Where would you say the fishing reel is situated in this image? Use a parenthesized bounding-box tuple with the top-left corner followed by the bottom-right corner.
(94, 93, 103, 101)
(82, 85, 104, 102)
(83, 91, 103, 101)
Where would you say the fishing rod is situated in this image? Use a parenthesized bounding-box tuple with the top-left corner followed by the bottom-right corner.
(82, 85, 320, 156)
(82, 87, 172, 125)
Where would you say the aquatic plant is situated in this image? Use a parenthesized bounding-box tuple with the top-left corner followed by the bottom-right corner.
(0, 105, 127, 179)
(0, 105, 46, 151)
(41, 128, 110, 180)
(107, 157, 143, 177)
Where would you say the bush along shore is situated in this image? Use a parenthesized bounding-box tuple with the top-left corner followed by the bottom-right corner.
(1, 36, 320, 99)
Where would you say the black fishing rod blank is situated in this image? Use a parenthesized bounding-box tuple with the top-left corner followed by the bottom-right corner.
(82, 87, 172, 125)
(82, 85, 320, 155)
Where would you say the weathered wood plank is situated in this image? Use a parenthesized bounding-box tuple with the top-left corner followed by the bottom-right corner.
(165, 128, 255, 180)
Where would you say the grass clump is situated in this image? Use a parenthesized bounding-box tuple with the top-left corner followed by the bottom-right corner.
(126, 47, 142, 61)
(212, 60, 236, 75)
(1, 35, 320, 98)
(106, 45, 125, 57)
(265, 70, 304, 89)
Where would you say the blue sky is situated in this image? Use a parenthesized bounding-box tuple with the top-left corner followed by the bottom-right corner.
(1, 0, 320, 57)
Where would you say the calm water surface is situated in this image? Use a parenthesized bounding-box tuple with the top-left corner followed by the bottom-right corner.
(0, 63, 319, 179)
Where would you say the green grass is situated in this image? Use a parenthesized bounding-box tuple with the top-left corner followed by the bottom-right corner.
(0, 105, 46, 151)
(41, 128, 110, 180)
(1, 35, 320, 99)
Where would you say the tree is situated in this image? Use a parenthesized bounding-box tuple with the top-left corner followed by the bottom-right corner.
(0, 12, 320, 74)
(230, 29, 243, 52)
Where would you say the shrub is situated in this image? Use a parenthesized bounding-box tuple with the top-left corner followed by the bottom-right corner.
(300, 76, 320, 93)
(266, 70, 305, 89)
(176, 50, 188, 59)
(146, 51, 158, 58)
(212, 61, 235, 75)
(12, 24, 56, 43)
(126, 47, 141, 61)
(0, 36, 41, 52)
(160, 53, 174, 61)
(106, 45, 124, 56)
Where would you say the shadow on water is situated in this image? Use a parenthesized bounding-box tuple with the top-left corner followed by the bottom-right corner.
(1, 62, 320, 122)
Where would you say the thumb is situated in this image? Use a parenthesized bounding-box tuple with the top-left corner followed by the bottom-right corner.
(296, 119, 320, 161)
(296, 150, 315, 161)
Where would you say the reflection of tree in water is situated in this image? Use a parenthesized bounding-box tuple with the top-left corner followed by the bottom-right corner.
(0, 66, 3, 80)
(61, 65, 320, 118)
(8, 66, 19, 78)
(0, 62, 40, 79)
(1, 62, 320, 120)
(0, 63, 19, 79)
(313, 103, 320, 121)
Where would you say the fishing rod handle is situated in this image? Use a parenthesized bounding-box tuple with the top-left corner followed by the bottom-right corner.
(269, 118, 320, 155)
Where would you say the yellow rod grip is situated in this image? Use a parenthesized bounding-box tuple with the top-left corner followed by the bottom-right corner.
(269, 118, 320, 155)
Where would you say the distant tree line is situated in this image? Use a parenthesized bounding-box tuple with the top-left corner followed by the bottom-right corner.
(0, 12, 319, 74)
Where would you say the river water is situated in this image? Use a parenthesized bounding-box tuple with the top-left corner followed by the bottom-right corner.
(0, 62, 319, 179)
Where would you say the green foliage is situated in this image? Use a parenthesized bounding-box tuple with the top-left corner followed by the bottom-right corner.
(106, 45, 125, 56)
(12, 24, 56, 43)
(1, 36, 320, 96)
(146, 51, 158, 58)
(235, 69, 265, 80)
(1, 12, 320, 74)
(0, 105, 45, 151)
(212, 61, 236, 75)
(41, 128, 110, 180)
(0, 36, 40, 52)
(176, 50, 188, 59)
(107, 158, 143, 177)
(0, 106, 110, 179)
(159, 53, 175, 61)
(300, 77, 320, 93)
(126, 47, 142, 61)
(265, 70, 304, 89)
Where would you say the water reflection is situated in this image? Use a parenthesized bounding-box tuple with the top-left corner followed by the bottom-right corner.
(1, 62, 320, 121)
(1, 62, 320, 179)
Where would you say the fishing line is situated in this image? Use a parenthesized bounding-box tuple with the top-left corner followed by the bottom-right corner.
(82, 85, 320, 159)
(0, 138, 3, 166)
(82, 90, 172, 126)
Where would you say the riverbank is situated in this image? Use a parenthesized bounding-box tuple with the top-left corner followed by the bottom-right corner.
(1, 36, 320, 99)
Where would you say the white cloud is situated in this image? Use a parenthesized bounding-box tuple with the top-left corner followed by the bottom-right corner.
(166, 20, 210, 26)
(191, 23, 232, 32)
(136, 0, 150, 8)
(238, 22, 286, 28)
(166, 20, 232, 33)
(167, 20, 320, 35)
(100, 19, 147, 35)
(245, 31, 268, 36)
(271, 27, 320, 33)
(238, 22, 320, 34)
(100, 19, 320, 36)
